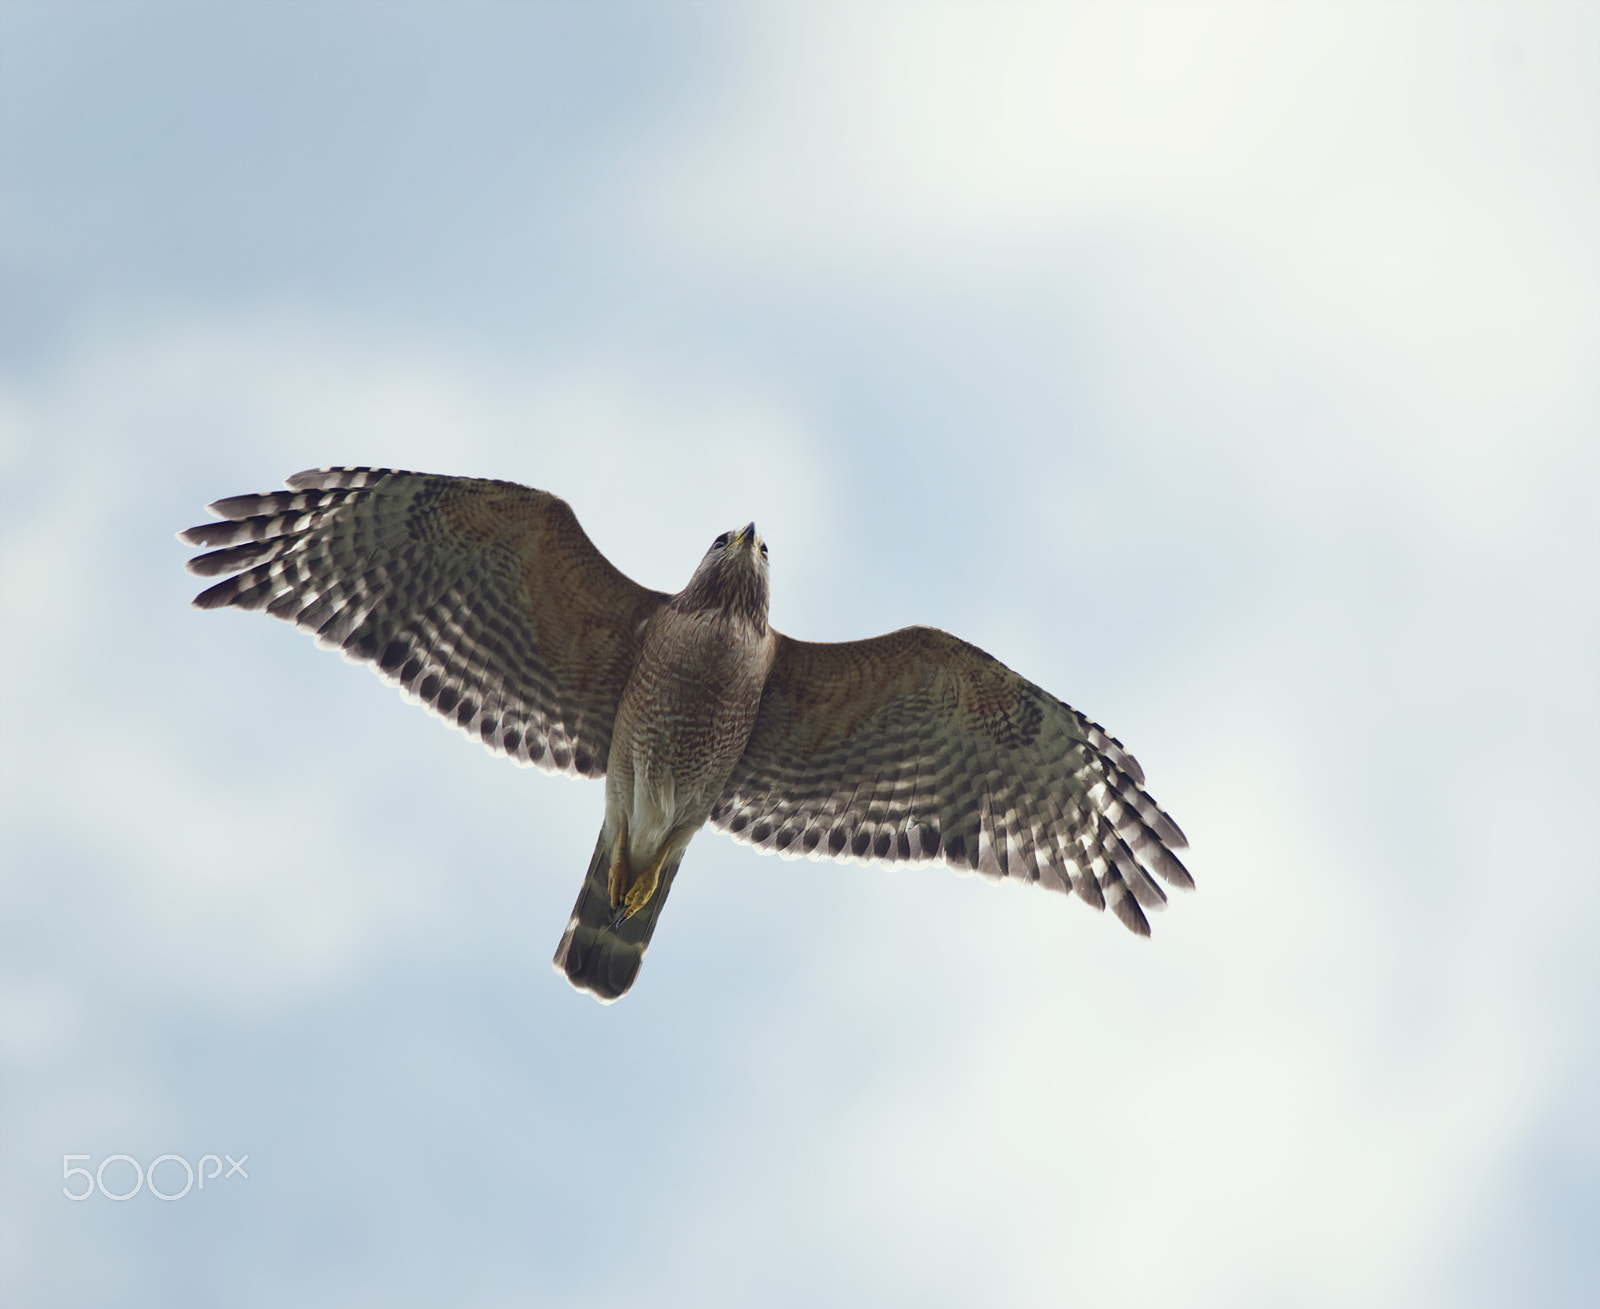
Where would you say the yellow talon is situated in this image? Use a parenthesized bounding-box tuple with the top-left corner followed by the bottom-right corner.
(621, 859, 663, 920)
(606, 836, 632, 912)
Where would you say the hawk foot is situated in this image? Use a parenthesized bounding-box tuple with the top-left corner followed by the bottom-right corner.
(610, 857, 663, 928)
(622, 862, 660, 919)
(606, 842, 662, 926)
(606, 845, 632, 913)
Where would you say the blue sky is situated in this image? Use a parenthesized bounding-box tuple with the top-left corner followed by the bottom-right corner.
(2, 4, 1596, 1306)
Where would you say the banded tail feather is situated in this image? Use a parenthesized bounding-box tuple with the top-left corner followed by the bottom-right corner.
(552, 831, 683, 1002)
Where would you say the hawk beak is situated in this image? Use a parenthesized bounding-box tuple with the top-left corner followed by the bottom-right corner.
(737, 522, 758, 550)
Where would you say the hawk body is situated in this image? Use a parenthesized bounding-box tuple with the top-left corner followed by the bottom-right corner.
(609, 590, 776, 874)
(182, 467, 1191, 1002)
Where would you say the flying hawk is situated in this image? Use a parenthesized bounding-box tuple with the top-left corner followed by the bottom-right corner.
(180, 467, 1191, 1001)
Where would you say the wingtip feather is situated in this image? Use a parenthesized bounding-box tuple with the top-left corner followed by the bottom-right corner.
(1111, 891, 1152, 936)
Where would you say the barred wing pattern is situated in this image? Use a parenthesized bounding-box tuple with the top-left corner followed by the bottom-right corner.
(710, 627, 1191, 934)
(180, 467, 667, 777)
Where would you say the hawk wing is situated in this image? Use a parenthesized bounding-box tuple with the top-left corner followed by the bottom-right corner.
(709, 626, 1191, 933)
(180, 467, 667, 777)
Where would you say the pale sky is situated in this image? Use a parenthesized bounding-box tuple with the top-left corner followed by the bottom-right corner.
(2, 4, 1596, 1306)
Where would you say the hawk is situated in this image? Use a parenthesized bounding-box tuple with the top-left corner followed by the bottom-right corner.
(181, 467, 1191, 1001)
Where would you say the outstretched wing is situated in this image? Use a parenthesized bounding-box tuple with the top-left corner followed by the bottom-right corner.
(180, 466, 666, 777)
(710, 626, 1191, 934)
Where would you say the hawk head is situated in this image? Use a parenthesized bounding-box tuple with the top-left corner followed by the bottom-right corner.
(676, 522, 770, 633)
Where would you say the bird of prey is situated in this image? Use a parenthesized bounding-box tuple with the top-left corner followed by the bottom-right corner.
(180, 467, 1191, 1001)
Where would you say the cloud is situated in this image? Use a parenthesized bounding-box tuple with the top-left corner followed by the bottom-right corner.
(1, 4, 1595, 1307)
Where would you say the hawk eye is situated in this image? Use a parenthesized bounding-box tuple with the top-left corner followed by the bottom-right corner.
(759, 542, 769, 558)
(714, 532, 731, 549)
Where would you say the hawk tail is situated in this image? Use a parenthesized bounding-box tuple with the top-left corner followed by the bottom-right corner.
(552, 831, 681, 1003)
